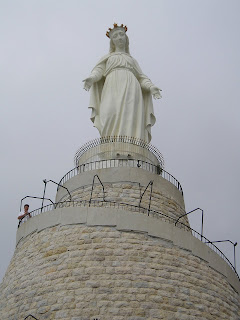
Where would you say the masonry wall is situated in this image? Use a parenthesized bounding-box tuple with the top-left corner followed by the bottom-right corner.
(55, 167, 188, 226)
(1, 215, 239, 320)
(58, 182, 187, 226)
(1, 165, 239, 320)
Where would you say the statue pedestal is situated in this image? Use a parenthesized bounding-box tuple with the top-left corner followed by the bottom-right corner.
(74, 136, 164, 168)
(1, 138, 239, 319)
(55, 137, 186, 226)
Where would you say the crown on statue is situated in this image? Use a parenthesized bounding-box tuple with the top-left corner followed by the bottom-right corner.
(106, 23, 128, 38)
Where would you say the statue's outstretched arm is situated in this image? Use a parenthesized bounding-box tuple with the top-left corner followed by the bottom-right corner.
(138, 74, 162, 100)
(133, 58, 162, 100)
(83, 61, 106, 91)
(150, 85, 162, 100)
(83, 77, 94, 91)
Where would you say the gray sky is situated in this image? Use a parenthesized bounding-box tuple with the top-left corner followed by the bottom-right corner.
(1, 0, 240, 282)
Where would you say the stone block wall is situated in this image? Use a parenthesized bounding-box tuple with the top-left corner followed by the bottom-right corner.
(1, 224, 239, 320)
(58, 182, 188, 227)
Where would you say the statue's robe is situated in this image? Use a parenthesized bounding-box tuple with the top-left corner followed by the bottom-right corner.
(89, 52, 156, 143)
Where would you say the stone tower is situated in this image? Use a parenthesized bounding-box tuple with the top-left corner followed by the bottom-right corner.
(0, 137, 239, 320)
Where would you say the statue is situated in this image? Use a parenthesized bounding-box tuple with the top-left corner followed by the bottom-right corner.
(83, 23, 162, 143)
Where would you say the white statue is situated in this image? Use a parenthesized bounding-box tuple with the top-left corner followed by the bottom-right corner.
(83, 23, 162, 143)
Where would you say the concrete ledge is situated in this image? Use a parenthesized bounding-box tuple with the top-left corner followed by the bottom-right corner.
(16, 206, 240, 294)
(56, 167, 185, 208)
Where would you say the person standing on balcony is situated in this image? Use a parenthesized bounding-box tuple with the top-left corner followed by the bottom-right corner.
(18, 204, 31, 220)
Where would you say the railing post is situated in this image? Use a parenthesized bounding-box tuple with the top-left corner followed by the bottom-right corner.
(139, 180, 153, 216)
(148, 181, 153, 216)
(205, 239, 237, 271)
(89, 174, 105, 207)
(234, 242, 237, 270)
(41, 179, 47, 213)
(175, 208, 204, 241)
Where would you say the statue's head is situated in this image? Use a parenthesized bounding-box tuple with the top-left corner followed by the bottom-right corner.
(106, 23, 130, 54)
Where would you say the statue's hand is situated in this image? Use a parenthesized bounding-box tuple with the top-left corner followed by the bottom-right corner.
(83, 77, 94, 91)
(150, 86, 162, 100)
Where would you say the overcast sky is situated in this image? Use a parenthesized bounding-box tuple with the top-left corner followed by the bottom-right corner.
(1, 0, 240, 282)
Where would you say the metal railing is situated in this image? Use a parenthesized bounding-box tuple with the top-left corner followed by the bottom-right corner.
(139, 180, 153, 216)
(175, 208, 204, 241)
(57, 159, 183, 195)
(18, 199, 239, 280)
(74, 136, 164, 168)
(89, 174, 105, 206)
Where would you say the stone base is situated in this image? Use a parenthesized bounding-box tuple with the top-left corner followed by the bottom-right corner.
(1, 212, 239, 319)
(55, 167, 187, 226)
(74, 137, 164, 168)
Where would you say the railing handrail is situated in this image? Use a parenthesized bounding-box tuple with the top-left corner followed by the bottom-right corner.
(18, 199, 239, 280)
(57, 158, 183, 195)
(74, 136, 164, 168)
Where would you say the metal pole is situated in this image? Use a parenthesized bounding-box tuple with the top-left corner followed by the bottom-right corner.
(234, 242, 237, 270)
(41, 179, 47, 213)
(175, 208, 204, 240)
(89, 174, 105, 207)
(200, 209, 204, 241)
(205, 240, 237, 270)
(139, 180, 153, 209)
(47, 179, 72, 201)
(148, 181, 153, 216)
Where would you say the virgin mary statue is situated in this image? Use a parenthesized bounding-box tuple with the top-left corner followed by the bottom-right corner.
(83, 24, 161, 143)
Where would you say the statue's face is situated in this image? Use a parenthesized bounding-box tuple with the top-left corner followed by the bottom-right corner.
(111, 29, 126, 50)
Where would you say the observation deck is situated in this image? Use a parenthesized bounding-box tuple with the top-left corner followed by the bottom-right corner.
(17, 137, 240, 292)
